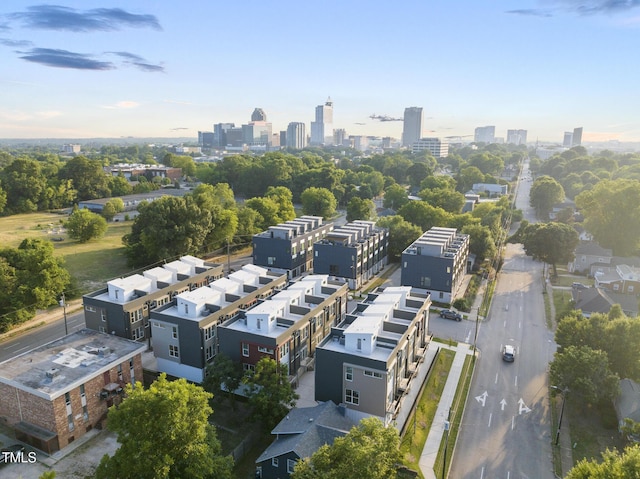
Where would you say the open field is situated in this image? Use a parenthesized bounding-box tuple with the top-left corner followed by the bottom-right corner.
(0, 212, 133, 295)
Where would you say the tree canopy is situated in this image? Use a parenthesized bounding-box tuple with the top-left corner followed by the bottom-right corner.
(301, 187, 337, 219)
(291, 417, 401, 479)
(66, 208, 108, 243)
(521, 222, 579, 275)
(95, 374, 233, 479)
(529, 175, 565, 218)
(565, 445, 640, 479)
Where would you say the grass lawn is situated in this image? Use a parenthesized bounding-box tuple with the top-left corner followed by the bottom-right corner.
(400, 349, 456, 477)
(551, 274, 594, 288)
(552, 289, 574, 321)
(0, 212, 134, 296)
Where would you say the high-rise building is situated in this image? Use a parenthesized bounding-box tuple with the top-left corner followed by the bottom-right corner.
(572, 127, 583, 147)
(563, 132, 573, 148)
(506, 129, 528, 145)
(198, 131, 214, 148)
(213, 123, 235, 147)
(251, 108, 267, 122)
(402, 107, 423, 147)
(474, 126, 495, 144)
(334, 128, 346, 146)
(286, 122, 307, 149)
(310, 98, 334, 145)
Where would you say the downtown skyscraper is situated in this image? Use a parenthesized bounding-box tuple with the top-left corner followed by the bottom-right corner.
(310, 98, 334, 145)
(402, 107, 423, 147)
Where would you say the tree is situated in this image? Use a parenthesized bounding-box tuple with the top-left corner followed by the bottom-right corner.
(66, 208, 108, 242)
(244, 357, 298, 430)
(292, 417, 401, 479)
(109, 175, 133, 197)
(575, 179, 640, 256)
(418, 187, 465, 213)
(101, 198, 125, 221)
(529, 175, 565, 218)
(165, 154, 196, 177)
(59, 156, 111, 201)
(376, 215, 422, 260)
(265, 186, 296, 222)
(95, 374, 233, 479)
(549, 345, 619, 405)
(39, 472, 57, 479)
(397, 201, 450, 232)
(0, 239, 71, 332)
(406, 162, 432, 187)
(461, 224, 496, 263)
(522, 222, 578, 276)
(203, 353, 244, 407)
(0, 185, 6, 214)
(346, 197, 375, 222)
(456, 166, 485, 193)
(383, 184, 408, 210)
(565, 445, 640, 479)
(123, 196, 212, 267)
(301, 187, 337, 219)
(0, 158, 48, 214)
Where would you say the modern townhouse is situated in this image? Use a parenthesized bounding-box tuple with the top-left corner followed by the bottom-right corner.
(595, 264, 640, 296)
(252, 216, 333, 279)
(218, 275, 348, 379)
(401, 227, 469, 303)
(313, 220, 388, 290)
(314, 286, 431, 429)
(83, 256, 223, 342)
(0, 329, 145, 454)
(149, 265, 287, 383)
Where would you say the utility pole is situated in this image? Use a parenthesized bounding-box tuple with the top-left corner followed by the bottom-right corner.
(59, 292, 68, 336)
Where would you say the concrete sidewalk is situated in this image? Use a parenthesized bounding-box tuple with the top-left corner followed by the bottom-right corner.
(419, 341, 473, 479)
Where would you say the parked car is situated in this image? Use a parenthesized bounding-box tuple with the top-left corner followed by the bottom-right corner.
(502, 344, 515, 362)
(440, 309, 462, 321)
(0, 444, 26, 467)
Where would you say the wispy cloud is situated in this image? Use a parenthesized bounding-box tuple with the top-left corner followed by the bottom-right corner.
(18, 47, 114, 70)
(0, 38, 33, 47)
(108, 51, 164, 72)
(506, 8, 553, 17)
(507, 1, 640, 17)
(9, 5, 161, 32)
(101, 101, 140, 110)
(163, 99, 193, 105)
(0, 108, 62, 121)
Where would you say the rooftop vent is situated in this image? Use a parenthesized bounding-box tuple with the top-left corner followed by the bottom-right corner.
(97, 347, 111, 356)
(46, 368, 60, 379)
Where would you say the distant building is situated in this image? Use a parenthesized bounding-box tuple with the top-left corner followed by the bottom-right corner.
(150, 265, 287, 382)
(568, 241, 613, 275)
(313, 220, 388, 290)
(213, 123, 236, 148)
(334, 128, 347, 146)
(82, 256, 223, 342)
(198, 131, 214, 148)
(315, 286, 431, 428)
(350, 135, 368, 151)
(286, 122, 307, 149)
(253, 216, 333, 279)
(78, 189, 189, 214)
(401, 227, 469, 303)
(412, 137, 449, 158)
(506, 129, 527, 145)
(175, 145, 201, 154)
(563, 132, 573, 148)
(572, 127, 583, 147)
(310, 98, 334, 145)
(402, 107, 423, 148)
(0, 329, 145, 454)
(474, 126, 495, 144)
(218, 274, 349, 376)
(470, 182, 509, 197)
(251, 108, 267, 122)
(104, 163, 182, 181)
(242, 120, 273, 147)
(280, 130, 287, 147)
(61, 144, 81, 154)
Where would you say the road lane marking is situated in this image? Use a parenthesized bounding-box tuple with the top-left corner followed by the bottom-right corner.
(519, 321, 522, 328)
(488, 413, 492, 428)
(512, 416, 515, 430)
(515, 376, 518, 388)
(6, 342, 20, 349)
(500, 399, 507, 411)
(518, 398, 532, 415)
(495, 373, 498, 384)
(475, 391, 488, 407)
(503, 320, 507, 328)
(14, 346, 30, 354)
(507, 471, 510, 479)
(480, 466, 484, 479)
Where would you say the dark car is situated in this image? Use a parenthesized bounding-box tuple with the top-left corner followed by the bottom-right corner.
(0, 444, 26, 467)
(440, 309, 462, 321)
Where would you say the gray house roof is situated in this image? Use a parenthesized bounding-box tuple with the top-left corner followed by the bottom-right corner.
(615, 379, 640, 424)
(575, 241, 613, 257)
(572, 287, 639, 317)
(256, 401, 357, 464)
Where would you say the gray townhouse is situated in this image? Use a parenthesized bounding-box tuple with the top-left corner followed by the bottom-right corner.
(149, 265, 287, 383)
(82, 256, 224, 342)
(400, 227, 469, 304)
(218, 275, 348, 379)
(568, 240, 613, 275)
(314, 286, 431, 429)
(253, 216, 333, 279)
(313, 220, 388, 290)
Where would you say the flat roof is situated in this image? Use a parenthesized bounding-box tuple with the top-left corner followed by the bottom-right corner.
(0, 329, 146, 401)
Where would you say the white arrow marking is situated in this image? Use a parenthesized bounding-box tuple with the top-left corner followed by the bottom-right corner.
(500, 399, 507, 411)
(518, 398, 532, 415)
(475, 391, 488, 407)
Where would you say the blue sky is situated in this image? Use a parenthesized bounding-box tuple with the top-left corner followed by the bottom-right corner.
(1, 1, 639, 142)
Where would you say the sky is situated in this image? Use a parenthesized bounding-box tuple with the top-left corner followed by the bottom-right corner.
(1, 1, 640, 143)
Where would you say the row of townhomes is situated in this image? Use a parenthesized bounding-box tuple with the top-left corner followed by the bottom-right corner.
(401, 226, 470, 303)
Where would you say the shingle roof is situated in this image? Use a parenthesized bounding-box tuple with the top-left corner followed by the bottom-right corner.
(255, 401, 357, 464)
(616, 379, 640, 423)
(573, 287, 638, 316)
(575, 241, 613, 257)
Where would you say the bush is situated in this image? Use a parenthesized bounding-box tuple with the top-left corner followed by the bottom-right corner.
(453, 298, 469, 312)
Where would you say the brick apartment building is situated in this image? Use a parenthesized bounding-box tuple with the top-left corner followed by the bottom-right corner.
(0, 329, 145, 453)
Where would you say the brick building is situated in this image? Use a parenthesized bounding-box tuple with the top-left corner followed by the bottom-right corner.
(0, 329, 145, 453)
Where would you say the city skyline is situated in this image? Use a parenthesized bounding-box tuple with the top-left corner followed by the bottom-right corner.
(1, 1, 640, 142)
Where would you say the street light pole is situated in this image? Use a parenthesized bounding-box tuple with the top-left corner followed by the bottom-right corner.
(551, 386, 568, 446)
(59, 292, 68, 336)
